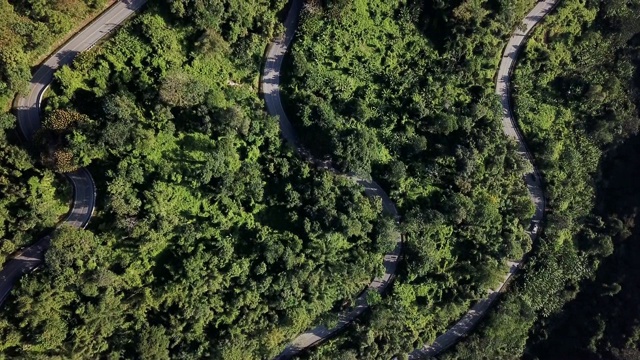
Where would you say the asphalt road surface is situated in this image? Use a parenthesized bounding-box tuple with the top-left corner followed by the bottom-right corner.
(262, 1, 403, 359)
(0, 0, 147, 306)
(407, 1, 556, 358)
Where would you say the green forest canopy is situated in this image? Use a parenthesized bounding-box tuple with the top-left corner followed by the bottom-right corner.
(0, 0, 394, 358)
(1, 0, 535, 358)
(0, 0, 638, 359)
(0, 0, 110, 108)
(282, 0, 537, 358)
(444, 0, 640, 359)
(0, 0, 109, 265)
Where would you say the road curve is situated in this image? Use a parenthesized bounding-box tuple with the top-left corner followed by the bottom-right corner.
(407, 0, 556, 358)
(0, 0, 147, 306)
(261, 1, 403, 358)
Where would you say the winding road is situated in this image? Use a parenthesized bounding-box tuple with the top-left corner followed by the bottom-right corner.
(406, 0, 555, 357)
(0, 0, 147, 306)
(261, 1, 403, 358)
(263, 0, 555, 358)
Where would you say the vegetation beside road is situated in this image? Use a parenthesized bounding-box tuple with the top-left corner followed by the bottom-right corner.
(0, 0, 110, 267)
(0, 112, 69, 265)
(0, 1, 394, 358)
(283, 0, 538, 358)
(0, 0, 112, 108)
(443, 0, 640, 358)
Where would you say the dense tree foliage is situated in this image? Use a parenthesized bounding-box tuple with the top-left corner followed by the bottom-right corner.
(0, 0, 109, 108)
(444, 0, 640, 358)
(527, 135, 640, 360)
(2, 0, 637, 358)
(282, 0, 538, 358)
(0, 113, 68, 265)
(37, 109, 92, 172)
(0, 1, 396, 358)
(0, 0, 105, 266)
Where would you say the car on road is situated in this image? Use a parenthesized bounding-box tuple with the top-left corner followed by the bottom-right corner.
(530, 221, 539, 234)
